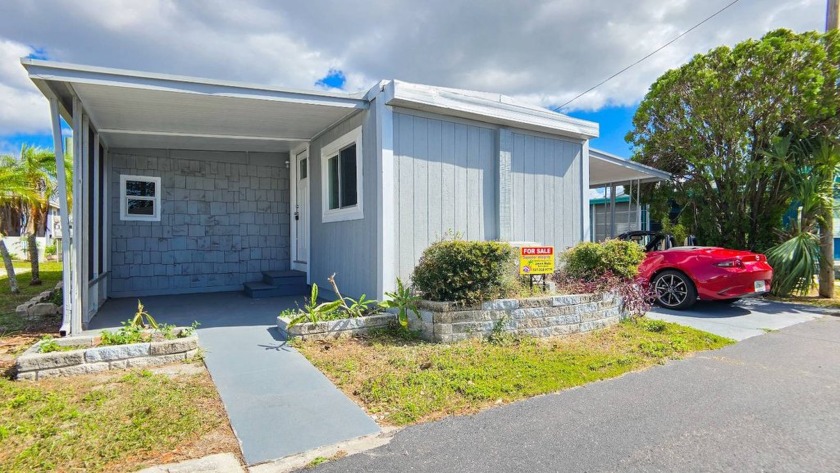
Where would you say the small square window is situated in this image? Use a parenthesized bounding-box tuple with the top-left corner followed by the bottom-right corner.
(299, 158, 307, 180)
(321, 127, 363, 223)
(120, 175, 161, 221)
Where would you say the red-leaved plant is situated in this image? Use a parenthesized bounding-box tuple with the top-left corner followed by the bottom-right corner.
(553, 270, 655, 318)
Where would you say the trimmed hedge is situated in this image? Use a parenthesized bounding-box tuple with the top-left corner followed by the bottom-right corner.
(561, 239, 645, 281)
(411, 240, 516, 306)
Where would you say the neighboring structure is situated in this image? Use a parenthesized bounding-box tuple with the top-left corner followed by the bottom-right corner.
(590, 195, 650, 242)
(22, 59, 668, 335)
(0, 200, 61, 261)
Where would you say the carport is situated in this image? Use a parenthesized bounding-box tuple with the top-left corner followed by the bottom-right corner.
(588, 148, 671, 240)
(23, 58, 367, 336)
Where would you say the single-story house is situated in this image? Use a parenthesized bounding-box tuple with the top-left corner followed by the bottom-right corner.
(22, 59, 668, 335)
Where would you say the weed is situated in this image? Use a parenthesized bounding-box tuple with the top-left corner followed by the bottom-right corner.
(641, 319, 667, 333)
(287, 284, 343, 328)
(379, 278, 421, 328)
(100, 321, 147, 346)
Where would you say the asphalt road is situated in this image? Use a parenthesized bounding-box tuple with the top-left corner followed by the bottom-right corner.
(312, 315, 840, 473)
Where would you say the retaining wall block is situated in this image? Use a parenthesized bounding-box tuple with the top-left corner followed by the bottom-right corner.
(517, 297, 554, 308)
(149, 337, 199, 356)
(481, 299, 520, 311)
(16, 351, 85, 371)
(85, 343, 151, 362)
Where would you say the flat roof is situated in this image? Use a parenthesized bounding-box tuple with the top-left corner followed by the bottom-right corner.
(589, 148, 671, 188)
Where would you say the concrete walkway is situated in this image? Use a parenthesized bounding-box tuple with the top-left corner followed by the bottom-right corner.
(647, 298, 834, 340)
(89, 292, 379, 466)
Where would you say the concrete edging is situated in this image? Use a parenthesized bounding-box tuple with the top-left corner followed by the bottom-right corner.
(409, 293, 625, 343)
(277, 313, 395, 340)
(15, 329, 199, 380)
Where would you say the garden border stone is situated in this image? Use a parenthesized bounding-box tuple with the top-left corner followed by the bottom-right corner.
(277, 313, 395, 340)
(409, 293, 626, 343)
(15, 329, 198, 380)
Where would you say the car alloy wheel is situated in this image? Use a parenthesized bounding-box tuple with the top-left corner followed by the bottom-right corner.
(652, 270, 697, 310)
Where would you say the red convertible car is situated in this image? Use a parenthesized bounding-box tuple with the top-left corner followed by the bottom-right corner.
(619, 231, 773, 310)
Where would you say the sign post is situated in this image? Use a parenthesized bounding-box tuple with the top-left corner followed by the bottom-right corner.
(518, 246, 555, 289)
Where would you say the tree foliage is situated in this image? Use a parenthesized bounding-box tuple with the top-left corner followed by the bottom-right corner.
(628, 29, 840, 251)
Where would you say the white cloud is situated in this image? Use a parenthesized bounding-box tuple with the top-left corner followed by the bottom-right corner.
(0, 39, 51, 135)
(0, 0, 827, 137)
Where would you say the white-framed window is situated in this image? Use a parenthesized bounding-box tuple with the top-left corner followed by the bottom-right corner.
(119, 175, 161, 221)
(321, 126, 363, 223)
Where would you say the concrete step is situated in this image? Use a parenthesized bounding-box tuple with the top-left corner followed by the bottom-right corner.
(262, 270, 307, 286)
(243, 281, 309, 298)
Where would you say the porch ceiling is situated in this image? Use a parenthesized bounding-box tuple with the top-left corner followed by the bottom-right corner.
(589, 148, 670, 188)
(23, 59, 369, 153)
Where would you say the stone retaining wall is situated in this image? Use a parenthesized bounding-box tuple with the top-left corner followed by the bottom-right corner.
(409, 293, 624, 343)
(15, 280, 62, 319)
(15, 331, 199, 380)
(277, 313, 395, 340)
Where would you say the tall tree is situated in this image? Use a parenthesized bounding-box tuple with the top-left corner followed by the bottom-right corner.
(628, 29, 840, 252)
(0, 155, 29, 293)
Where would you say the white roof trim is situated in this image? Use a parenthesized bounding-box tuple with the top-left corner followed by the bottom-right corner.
(589, 148, 671, 188)
(385, 80, 598, 139)
(21, 58, 369, 109)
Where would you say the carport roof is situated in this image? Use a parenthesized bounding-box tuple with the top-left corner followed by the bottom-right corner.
(22, 59, 369, 153)
(589, 148, 671, 188)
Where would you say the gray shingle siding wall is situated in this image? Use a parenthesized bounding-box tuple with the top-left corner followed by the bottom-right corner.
(109, 148, 290, 297)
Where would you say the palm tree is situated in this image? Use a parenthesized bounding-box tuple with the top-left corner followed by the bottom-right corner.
(0, 154, 29, 293)
(765, 136, 840, 296)
(0, 145, 70, 288)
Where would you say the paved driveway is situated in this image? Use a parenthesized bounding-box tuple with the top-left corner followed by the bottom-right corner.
(314, 315, 840, 472)
(647, 298, 835, 340)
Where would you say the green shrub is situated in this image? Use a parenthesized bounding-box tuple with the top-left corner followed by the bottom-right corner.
(561, 239, 645, 281)
(411, 240, 516, 305)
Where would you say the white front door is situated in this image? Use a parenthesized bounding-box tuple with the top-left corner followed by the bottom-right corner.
(291, 149, 309, 272)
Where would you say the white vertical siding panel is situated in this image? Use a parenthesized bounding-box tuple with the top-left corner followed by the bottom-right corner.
(453, 123, 469, 236)
(413, 116, 429, 263)
(427, 118, 443, 241)
(466, 126, 480, 240)
(441, 121, 456, 233)
(397, 113, 415, 278)
(481, 128, 496, 240)
(534, 137, 546, 243)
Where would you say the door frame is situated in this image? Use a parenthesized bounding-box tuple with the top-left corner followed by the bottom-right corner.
(290, 143, 310, 280)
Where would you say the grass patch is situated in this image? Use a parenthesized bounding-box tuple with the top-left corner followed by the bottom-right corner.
(0, 368, 237, 472)
(0, 261, 64, 334)
(295, 319, 733, 426)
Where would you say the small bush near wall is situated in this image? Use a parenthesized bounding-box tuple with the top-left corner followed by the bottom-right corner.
(412, 240, 516, 306)
(561, 239, 645, 281)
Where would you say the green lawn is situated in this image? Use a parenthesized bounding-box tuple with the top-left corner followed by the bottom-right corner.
(296, 319, 733, 426)
(0, 261, 63, 334)
(0, 368, 238, 472)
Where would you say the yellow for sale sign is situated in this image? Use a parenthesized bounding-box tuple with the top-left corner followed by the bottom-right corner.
(518, 246, 555, 275)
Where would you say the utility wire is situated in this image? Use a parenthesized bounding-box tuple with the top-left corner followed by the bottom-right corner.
(555, 0, 742, 111)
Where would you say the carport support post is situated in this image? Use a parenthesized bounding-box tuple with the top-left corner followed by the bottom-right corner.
(374, 83, 397, 300)
(49, 97, 72, 335)
(609, 183, 617, 238)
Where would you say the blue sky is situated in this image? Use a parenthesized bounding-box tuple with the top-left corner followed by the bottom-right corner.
(566, 105, 638, 157)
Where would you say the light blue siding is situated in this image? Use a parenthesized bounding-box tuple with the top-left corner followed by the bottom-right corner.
(510, 131, 582, 251)
(393, 111, 498, 281)
(309, 109, 379, 300)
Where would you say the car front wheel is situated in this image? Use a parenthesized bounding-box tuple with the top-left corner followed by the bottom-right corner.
(652, 270, 697, 310)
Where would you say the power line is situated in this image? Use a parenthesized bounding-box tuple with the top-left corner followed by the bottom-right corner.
(555, 0, 743, 111)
